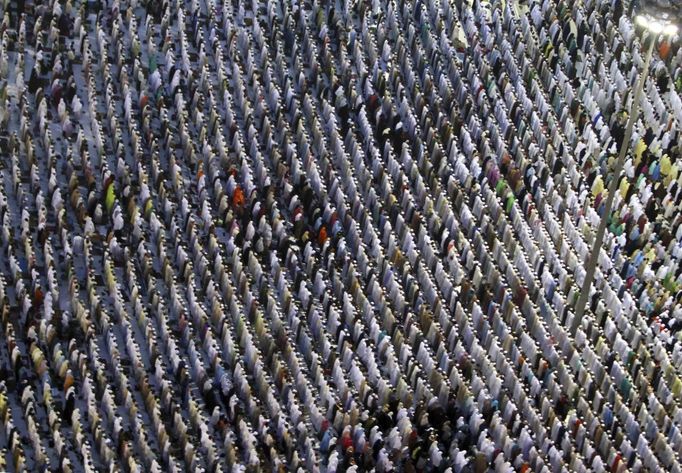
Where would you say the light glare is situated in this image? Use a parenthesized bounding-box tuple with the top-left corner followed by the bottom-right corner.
(635, 14, 678, 36)
(650, 20, 664, 34)
(664, 24, 679, 35)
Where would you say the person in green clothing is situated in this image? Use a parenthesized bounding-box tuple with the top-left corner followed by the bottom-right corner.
(543, 41, 553, 59)
(143, 197, 153, 218)
(620, 376, 631, 401)
(608, 215, 624, 237)
(663, 272, 677, 293)
(626, 350, 635, 368)
(495, 177, 506, 196)
(636, 172, 646, 188)
(105, 181, 116, 214)
(525, 69, 535, 90)
(149, 54, 157, 74)
(505, 191, 515, 213)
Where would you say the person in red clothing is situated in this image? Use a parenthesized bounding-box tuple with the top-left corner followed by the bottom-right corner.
(611, 452, 622, 472)
(341, 427, 353, 451)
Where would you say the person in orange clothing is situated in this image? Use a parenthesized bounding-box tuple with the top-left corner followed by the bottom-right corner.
(232, 185, 245, 208)
(318, 225, 328, 246)
(33, 286, 43, 308)
(64, 370, 74, 392)
(659, 40, 671, 61)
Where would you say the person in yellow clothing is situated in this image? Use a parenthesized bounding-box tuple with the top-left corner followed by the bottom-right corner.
(660, 154, 678, 186)
(30, 344, 47, 377)
(634, 138, 647, 167)
(105, 181, 116, 214)
(0, 388, 6, 419)
(645, 246, 657, 264)
(672, 376, 682, 398)
(591, 174, 604, 197)
(660, 154, 671, 176)
(668, 162, 679, 186)
(619, 175, 630, 199)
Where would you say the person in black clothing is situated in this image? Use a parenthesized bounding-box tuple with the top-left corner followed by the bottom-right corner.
(611, 113, 626, 149)
(657, 70, 670, 92)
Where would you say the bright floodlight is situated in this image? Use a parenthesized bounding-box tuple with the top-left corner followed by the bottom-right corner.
(664, 23, 679, 35)
(635, 13, 679, 35)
